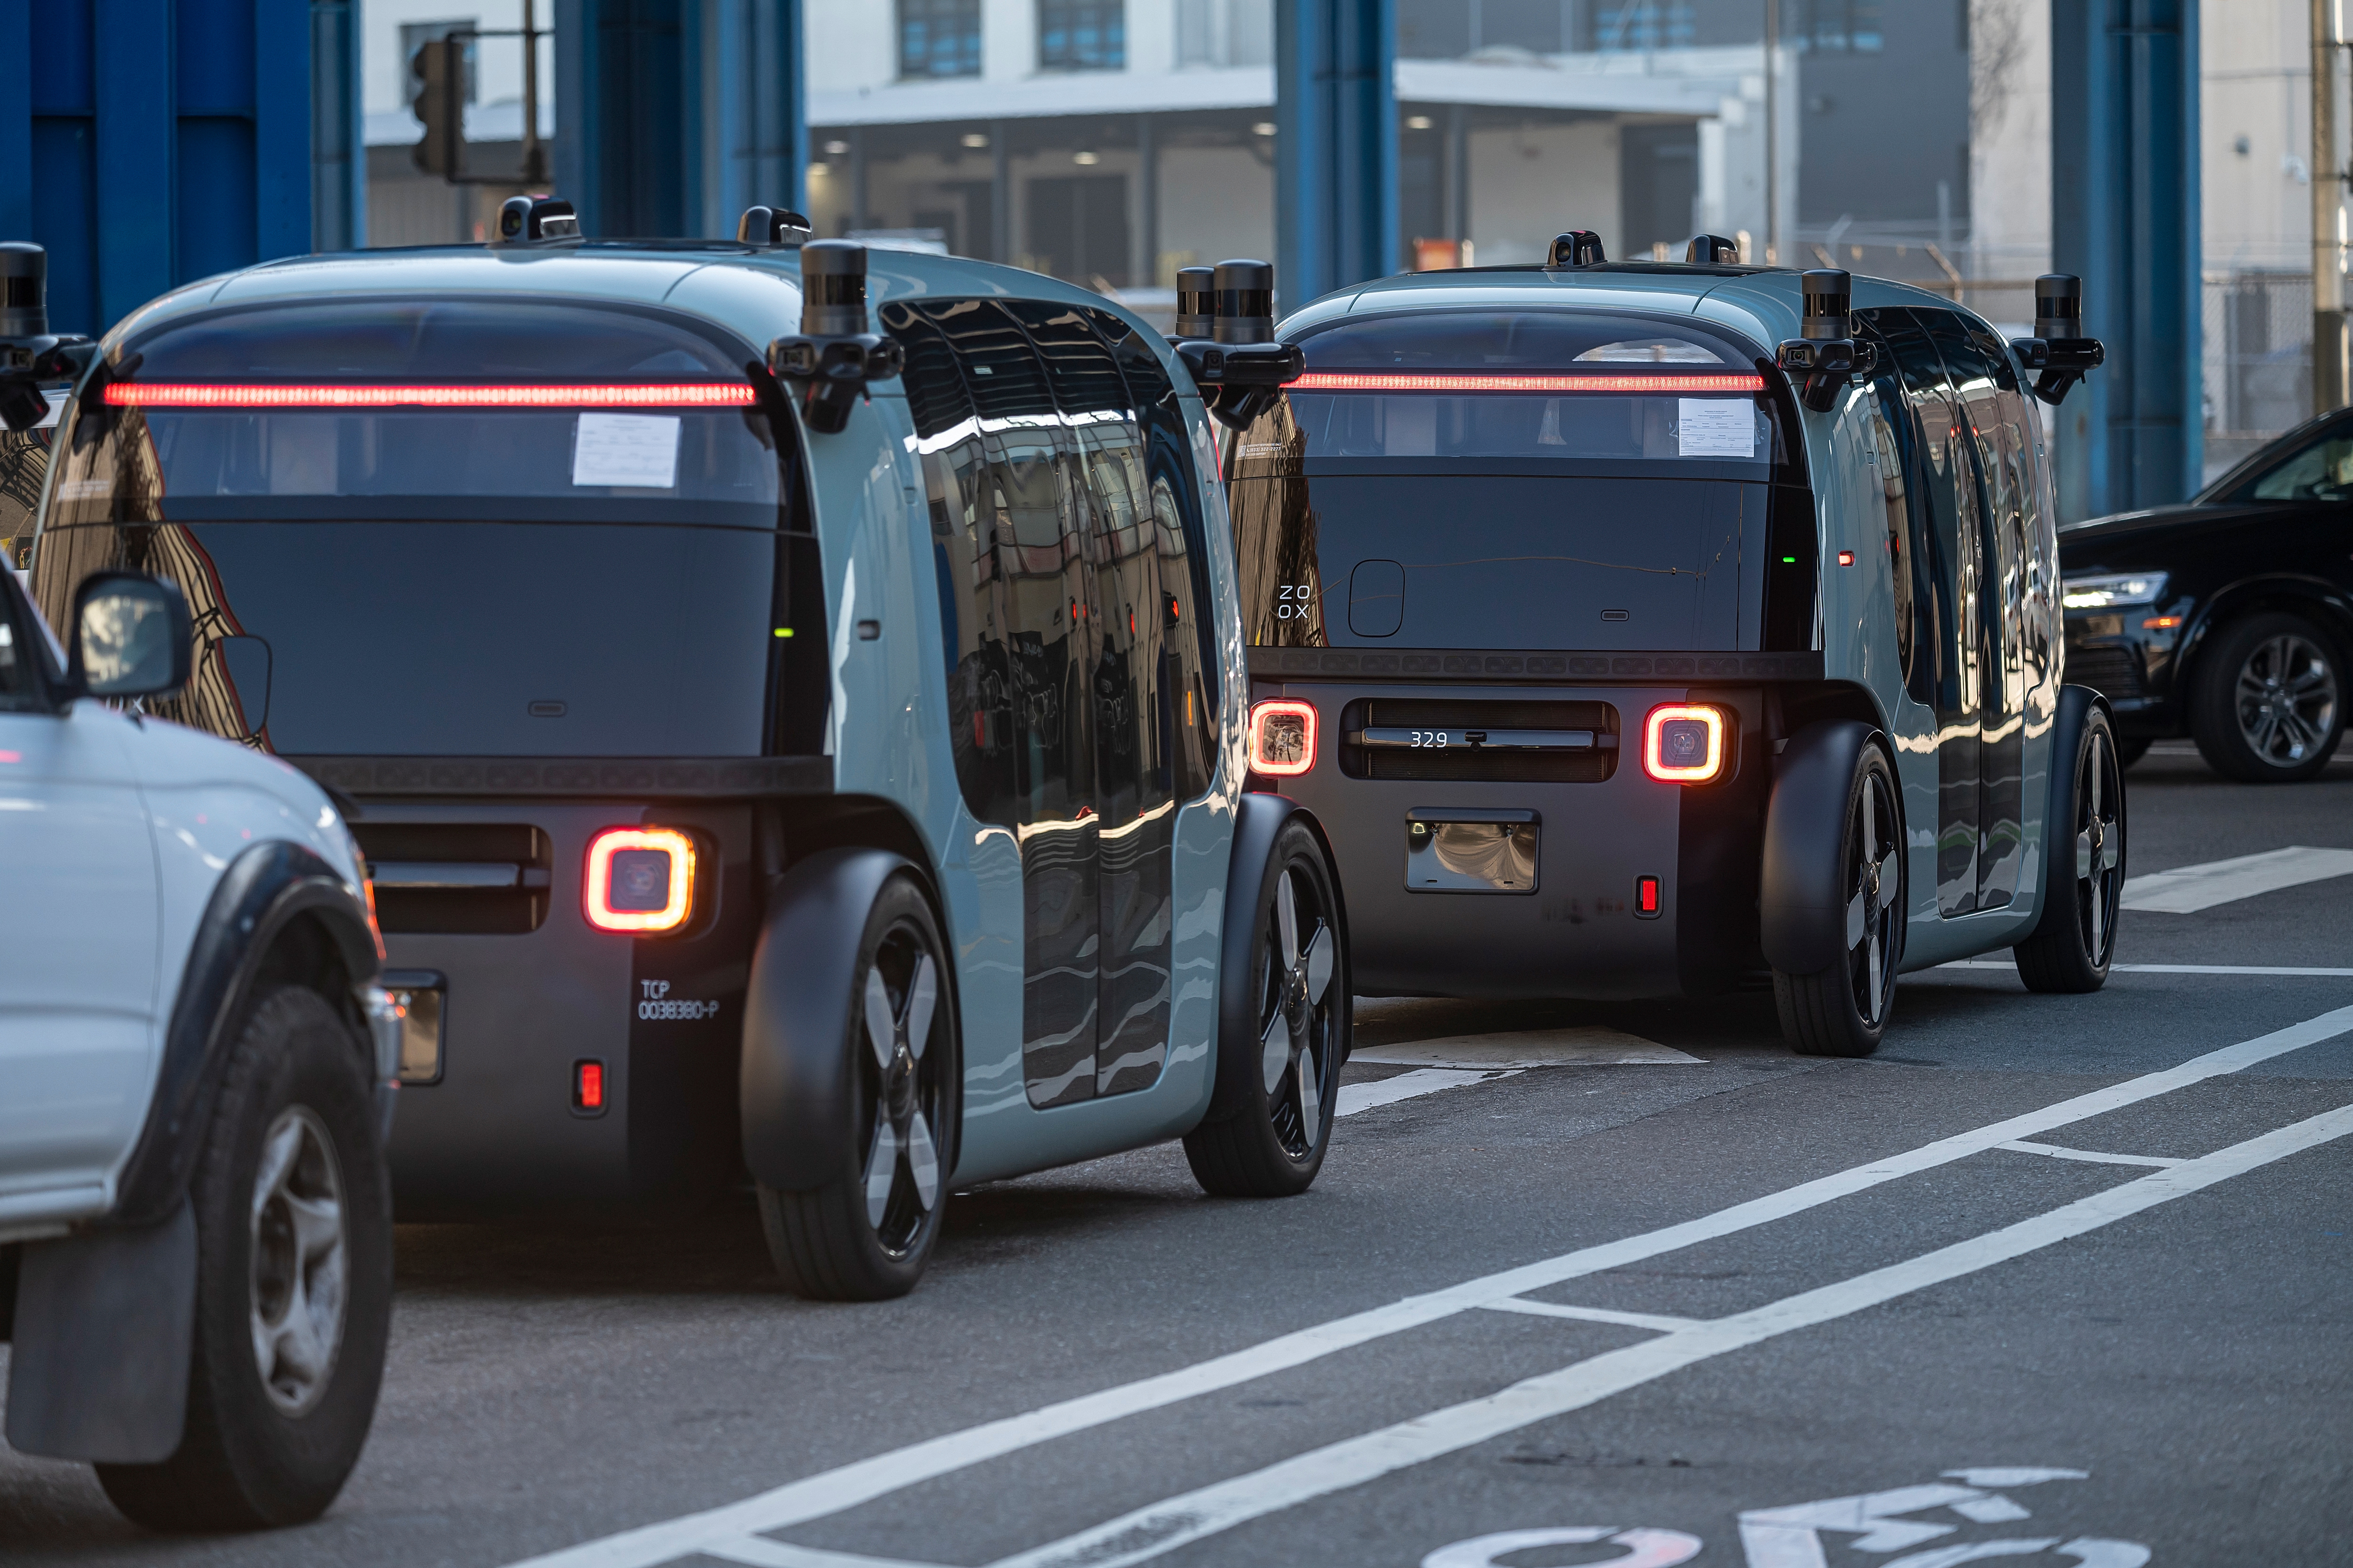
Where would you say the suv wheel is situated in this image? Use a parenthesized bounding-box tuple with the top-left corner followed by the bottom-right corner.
(2191, 612, 2346, 782)
(96, 987, 393, 1532)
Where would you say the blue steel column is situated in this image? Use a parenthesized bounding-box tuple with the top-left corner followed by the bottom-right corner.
(1274, 0, 1398, 315)
(2051, 0, 2203, 521)
(309, 0, 365, 250)
(94, 0, 176, 323)
(704, 0, 805, 233)
(0, 2, 28, 240)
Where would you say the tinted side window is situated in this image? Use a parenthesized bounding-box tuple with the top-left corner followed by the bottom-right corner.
(0, 571, 46, 710)
(1855, 323, 1926, 692)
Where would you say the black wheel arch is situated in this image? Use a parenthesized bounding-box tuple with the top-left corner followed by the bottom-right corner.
(1758, 719, 1896, 976)
(1203, 792, 1350, 1125)
(2178, 575, 2353, 695)
(109, 841, 381, 1229)
(739, 840, 961, 1193)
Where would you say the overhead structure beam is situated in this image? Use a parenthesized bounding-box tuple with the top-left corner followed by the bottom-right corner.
(1274, 0, 1398, 316)
(2050, 0, 2203, 520)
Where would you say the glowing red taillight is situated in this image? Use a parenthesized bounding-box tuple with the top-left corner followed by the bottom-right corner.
(1642, 703, 1728, 784)
(1247, 699, 1319, 777)
(583, 827, 696, 933)
(1635, 875, 1662, 918)
(104, 383, 755, 409)
(574, 1060, 605, 1113)
(1288, 371, 1767, 395)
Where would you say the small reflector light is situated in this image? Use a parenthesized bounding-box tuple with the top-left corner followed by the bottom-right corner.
(1247, 699, 1319, 777)
(104, 383, 755, 409)
(1635, 876, 1662, 918)
(1289, 371, 1767, 395)
(2142, 615, 2181, 630)
(574, 1059, 605, 1113)
(1643, 703, 1728, 784)
(584, 827, 696, 933)
(1838, 551, 1855, 566)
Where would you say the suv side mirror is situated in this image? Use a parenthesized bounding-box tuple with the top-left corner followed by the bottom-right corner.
(66, 572, 191, 701)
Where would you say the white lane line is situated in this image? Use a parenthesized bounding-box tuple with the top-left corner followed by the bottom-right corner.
(1999, 1140, 2185, 1169)
(702, 1539, 935, 1568)
(497, 1004, 2353, 1568)
(1475, 1297, 1708, 1334)
(991, 1102, 2353, 1568)
(1335, 1067, 1519, 1117)
(2119, 846, 2353, 913)
(1939, 961, 2353, 976)
(1352, 1027, 1702, 1069)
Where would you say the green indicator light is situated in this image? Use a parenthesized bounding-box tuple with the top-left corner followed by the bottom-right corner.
(774, 627, 794, 638)
(1781, 555, 1798, 563)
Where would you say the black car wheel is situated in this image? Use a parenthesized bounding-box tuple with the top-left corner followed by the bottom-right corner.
(1184, 819, 1346, 1197)
(2015, 703, 2125, 993)
(2191, 612, 2345, 782)
(1774, 745, 1904, 1058)
(758, 874, 956, 1302)
(96, 987, 392, 1532)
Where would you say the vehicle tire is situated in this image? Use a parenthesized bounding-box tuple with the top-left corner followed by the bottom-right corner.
(1184, 819, 1348, 1197)
(2014, 702, 2126, 993)
(1772, 743, 1903, 1058)
(2189, 612, 2346, 782)
(757, 874, 957, 1302)
(2114, 734, 2152, 770)
(96, 986, 392, 1532)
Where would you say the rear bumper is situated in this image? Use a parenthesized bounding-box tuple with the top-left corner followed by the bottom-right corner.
(1256, 680, 1770, 999)
(356, 799, 759, 1217)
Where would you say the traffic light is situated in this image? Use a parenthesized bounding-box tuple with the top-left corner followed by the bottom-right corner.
(411, 37, 462, 179)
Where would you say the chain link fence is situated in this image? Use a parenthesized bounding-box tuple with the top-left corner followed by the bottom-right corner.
(2203, 269, 2312, 485)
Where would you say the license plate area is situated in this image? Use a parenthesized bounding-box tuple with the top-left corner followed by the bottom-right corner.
(1405, 809, 1538, 894)
(381, 969, 446, 1085)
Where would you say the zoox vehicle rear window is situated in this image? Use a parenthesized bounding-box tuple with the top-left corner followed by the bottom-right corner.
(1228, 310, 1812, 652)
(30, 298, 801, 758)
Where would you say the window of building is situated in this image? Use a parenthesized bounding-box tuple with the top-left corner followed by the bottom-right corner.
(1587, 2, 1696, 52)
(1794, 0, 1883, 52)
(1176, 0, 1271, 68)
(899, 0, 982, 78)
(1039, 0, 1124, 71)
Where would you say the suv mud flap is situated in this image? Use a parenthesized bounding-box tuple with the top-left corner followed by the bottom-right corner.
(5, 1201, 195, 1462)
(1758, 719, 1887, 975)
(740, 847, 918, 1192)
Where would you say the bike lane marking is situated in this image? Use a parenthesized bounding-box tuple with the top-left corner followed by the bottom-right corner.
(497, 1004, 2353, 1568)
(985, 1102, 2353, 1568)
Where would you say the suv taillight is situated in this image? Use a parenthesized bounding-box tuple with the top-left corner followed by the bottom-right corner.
(584, 828, 696, 932)
(1247, 699, 1319, 776)
(1642, 703, 1728, 783)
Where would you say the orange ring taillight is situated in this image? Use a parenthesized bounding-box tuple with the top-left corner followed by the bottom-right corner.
(1247, 699, 1319, 776)
(584, 828, 696, 933)
(1643, 703, 1728, 783)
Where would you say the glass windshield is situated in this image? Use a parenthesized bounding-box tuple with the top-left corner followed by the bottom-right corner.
(1227, 309, 1802, 652)
(32, 298, 796, 756)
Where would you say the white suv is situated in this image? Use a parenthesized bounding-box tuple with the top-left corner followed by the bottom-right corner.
(0, 563, 399, 1530)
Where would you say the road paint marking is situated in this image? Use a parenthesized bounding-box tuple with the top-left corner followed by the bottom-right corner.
(1938, 961, 2353, 976)
(1477, 1297, 1709, 1333)
(1998, 1141, 2184, 1169)
(985, 1103, 2353, 1568)
(1739, 1471, 2089, 1566)
(702, 1539, 936, 1568)
(2118, 845, 2353, 913)
(1335, 1067, 1518, 1117)
(1425, 1527, 1704, 1567)
(1352, 1027, 1702, 1070)
(497, 1005, 2353, 1568)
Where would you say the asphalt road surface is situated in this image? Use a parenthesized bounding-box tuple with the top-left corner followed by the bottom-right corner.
(6, 739, 2350, 1566)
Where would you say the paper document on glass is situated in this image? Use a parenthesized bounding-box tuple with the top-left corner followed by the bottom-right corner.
(1676, 398, 1754, 458)
(573, 413, 682, 488)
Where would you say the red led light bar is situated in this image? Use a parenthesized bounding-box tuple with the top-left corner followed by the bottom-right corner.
(104, 383, 755, 409)
(1289, 371, 1767, 395)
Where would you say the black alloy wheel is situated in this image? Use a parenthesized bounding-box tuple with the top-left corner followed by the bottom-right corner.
(2192, 612, 2346, 782)
(1185, 818, 1347, 1197)
(1775, 745, 1904, 1058)
(2016, 705, 2126, 992)
(758, 876, 956, 1301)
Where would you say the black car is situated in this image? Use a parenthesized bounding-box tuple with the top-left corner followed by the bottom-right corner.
(2060, 409, 2353, 780)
